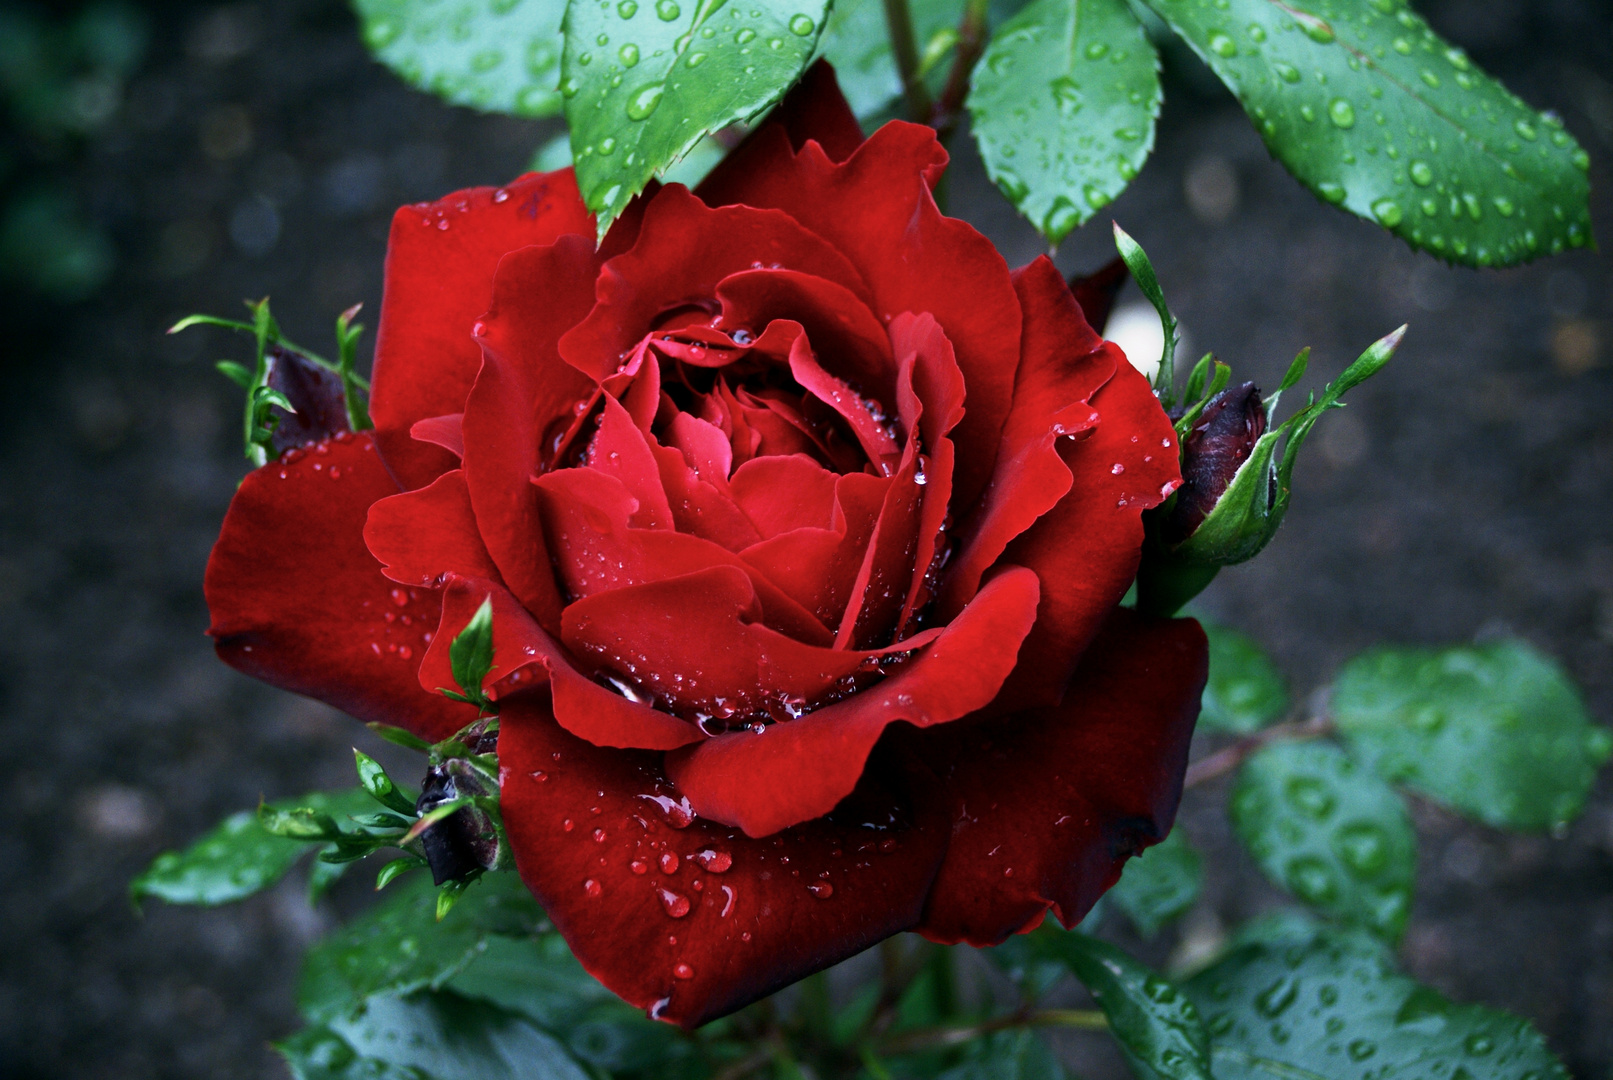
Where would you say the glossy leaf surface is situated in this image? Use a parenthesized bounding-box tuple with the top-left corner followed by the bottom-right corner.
(562, 0, 829, 234)
(817, 0, 965, 119)
(968, 0, 1160, 243)
(1139, 0, 1591, 266)
(354, 0, 567, 118)
(1231, 740, 1415, 940)
(1199, 622, 1289, 734)
(1185, 927, 1570, 1080)
(1108, 827, 1202, 939)
(1333, 639, 1613, 830)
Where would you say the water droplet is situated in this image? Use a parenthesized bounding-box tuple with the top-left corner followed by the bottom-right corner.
(561, 75, 581, 98)
(1409, 160, 1433, 186)
(735, 27, 755, 43)
(1348, 1039, 1377, 1061)
(658, 887, 692, 917)
(1317, 180, 1347, 204)
(630, 859, 649, 874)
(584, 878, 602, 897)
(1208, 32, 1237, 57)
(1334, 822, 1390, 874)
(808, 880, 834, 898)
(1256, 976, 1299, 1017)
(626, 82, 664, 120)
(1371, 197, 1403, 227)
(1085, 41, 1110, 60)
(1285, 855, 1339, 903)
(788, 13, 815, 35)
(685, 51, 707, 67)
(619, 43, 639, 65)
(1050, 76, 1082, 117)
(619, 0, 639, 14)
(1110, 462, 1125, 475)
(695, 848, 732, 872)
(1328, 98, 1356, 128)
(656, 0, 680, 17)
(1274, 61, 1300, 82)
(1514, 118, 1537, 141)
(660, 851, 680, 874)
(994, 167, 1028, 203)
(1464, 1034, 1494, 1056)
(673, 962, 695, 979)
(1041, 195, 1082, 239)
(1491, 195, 1515, 217)
(1247, 23, 1267, 42)
(1302, 18, 1336, 44)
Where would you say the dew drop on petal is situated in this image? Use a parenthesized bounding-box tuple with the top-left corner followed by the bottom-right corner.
(808, 881, 834, 898)
(660, 851, 680, 874)
(673, 963, 695, 979)
(658, 887, 692, 917)
(584, 879, 602, 897)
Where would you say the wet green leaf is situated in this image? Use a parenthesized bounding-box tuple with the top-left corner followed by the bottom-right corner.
(1231, 741, 1415, 940)
(1138, 0, 1591, 266)
(1109, 828, 1203, 939)
(275, 1025, 421, 1080)
(562, 0, 829, 236)
(1030, 930, 1211, 1080)
(936, 1030, 1068, 1080)
(331, 990, 590, 1080)
(1198, 623, 1289, 734)
(298, 873, 545, 1024)
(1184, 926, 1570, 1080)
(352, 0, 567, 118)
(968, 0, 1159, 244)
(446, 934, 614, 1029)
(131, 789, 375, 906)
(1333, 638, 1613, 830)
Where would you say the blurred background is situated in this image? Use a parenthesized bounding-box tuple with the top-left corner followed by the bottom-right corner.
(0, 0, 1608, 1076)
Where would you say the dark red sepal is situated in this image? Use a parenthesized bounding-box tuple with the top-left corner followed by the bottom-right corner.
(265, 344, 350, 454)
(913, 608, 1207, 945)
(498, 695, 949, 1028)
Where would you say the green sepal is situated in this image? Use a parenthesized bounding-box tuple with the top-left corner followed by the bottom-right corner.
(335, 303, 373, 432)
(442, 596, 497, 711)
(1112, 222, 1178, 404)
(354, 749, 418, 816)
(366, 722, 433, 753)
(260, 803, 343, 841)
(215, 359, 253, 388)
(376, 856, 426, 891)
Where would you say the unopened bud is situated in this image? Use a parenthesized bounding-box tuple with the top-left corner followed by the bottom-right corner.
(1162, 381, 1266, 546)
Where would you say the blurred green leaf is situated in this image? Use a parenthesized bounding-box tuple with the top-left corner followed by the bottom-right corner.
(299, 873, 545, 1024)
(1109, 828, 1202, 939)
(967, 0, 1160, 244)
(328, 990, 590, 1080)
(562, 0, 829, 236)
(445, 934, 613, 1029)
(937, 1030, 1068, 1080)
(1138, 0, 1591, 266)
(132, 789, 375, 906)
(1198, 623, 1289, 735)
(275, 1025, 420, 1080)
(1333, 639, 1613, 830)
(1231, 740, 1415, 940)
(0, 190, 113, 301)
(352, 0, 567, 118)
(1184, 926, 1570, 1080)
(1029, 930, 1211, 1080)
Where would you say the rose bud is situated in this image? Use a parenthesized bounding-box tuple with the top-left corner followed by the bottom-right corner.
(1161, 379, 1266, 546)
(1137, 326, 1406, 616)
(203, 62, 1209, 1028)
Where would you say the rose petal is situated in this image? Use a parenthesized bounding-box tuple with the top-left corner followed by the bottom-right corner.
(205, 433, 474, 742)
(372, 171, 593, 490)
(589, 393, 675, 530)
(559, 187, 870, 380)
(408, 413, 464, 459)
(666, 567, 1040, 837)
(692, 122, 1019, 515)
(463, 234, 602, 634)
(364, 469, 502, 588)
(729, 455, 839, 538)
(648, 439, 766, 552)
(936, 257, 1111, 623)
(739, 471, 888, 628)
(498, 694, 947, 1028)
(913, 609, 1207, 944)
(696, 60, 866, 206)
(421, 575, 703, 749)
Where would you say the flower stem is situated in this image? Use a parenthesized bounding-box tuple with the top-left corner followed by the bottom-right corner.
(931, 0, 991, 141)
(1183, 715, 1336, 788)
(881, 0, 934, 124)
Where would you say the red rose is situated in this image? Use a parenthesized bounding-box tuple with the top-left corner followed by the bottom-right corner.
(205, 64, 1207, 1027)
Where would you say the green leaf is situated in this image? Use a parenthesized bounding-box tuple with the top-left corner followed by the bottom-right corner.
(1333, 638, 1613, 831)
(967, 0, 1160, 244)
(817, 0, 965, 119)
(354, 750, 419, 817)
(1231, 740, 1415, 940)
(1137, 0, 1591, 267)
(447, 596, 496, 707)
(331, 990, 590, 1080)
(131, 789, 375, 906)
(562, 0, 829, 237)
(298, 872, 546, 1024)
(1108, 828, 1203, 939)
(937, 1030, 1068, 1080)
(1199, 623, 1290, 734)
(447, 934, 615, 1029)
(275, 1025, 420, 1080)
(352, 0, 567, 118)
(1030, 930, 1211, 1080)
(1184, 926, 1571, 1080)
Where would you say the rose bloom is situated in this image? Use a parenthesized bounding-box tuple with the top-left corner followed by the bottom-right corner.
(206, 64, 1208, 1026)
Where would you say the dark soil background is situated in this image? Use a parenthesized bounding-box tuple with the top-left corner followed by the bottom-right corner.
(0, 0, 1610, 1077)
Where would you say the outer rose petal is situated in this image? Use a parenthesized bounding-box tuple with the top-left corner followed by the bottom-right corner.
(363, 469, 502, 588)
(371, 171, 593, 490)
(914, 609, 1208, 945)
(205, 433, 474, 742)
(498, 694, 949, 1029)
(666, 568, 1041, 837)
(463, 234, 602, 633)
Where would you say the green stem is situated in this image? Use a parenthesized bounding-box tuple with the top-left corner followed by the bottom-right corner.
(1183, 715, 1336, 789)
(932, 0, 991, 141)
(881, 0, 934, 124)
